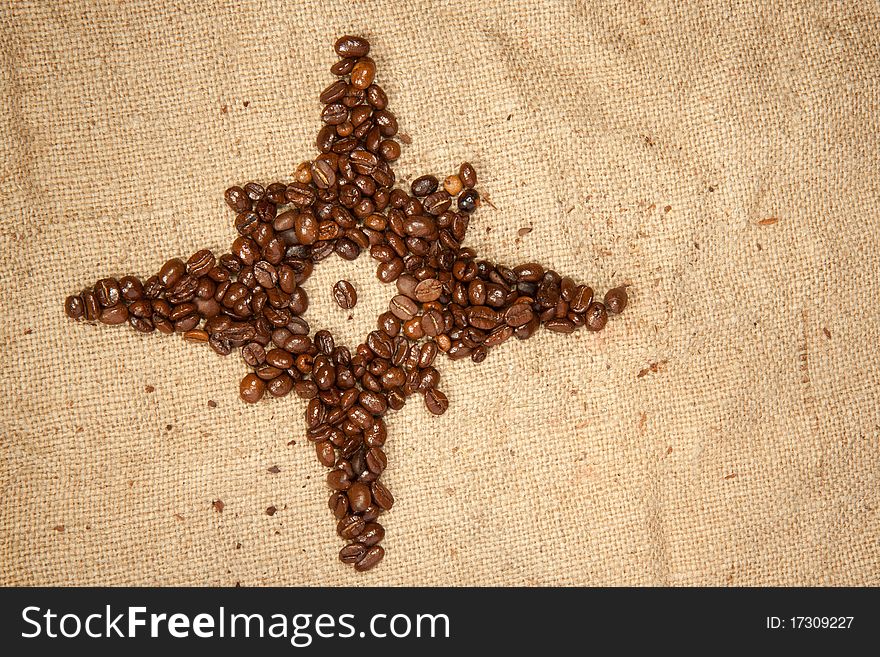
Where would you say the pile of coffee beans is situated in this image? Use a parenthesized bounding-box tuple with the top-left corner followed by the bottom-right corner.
(64, 35, 628, 573)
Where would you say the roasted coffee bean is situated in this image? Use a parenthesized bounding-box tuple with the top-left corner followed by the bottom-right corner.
(334, 35, 370, 58)
(224, 186, 251, 212)
(329, 492, 349, 519)
(485, 324, 513, 346)
(366, 83, 387, 109)
(337, 514, 365, 538)
(570, 285, 593, 313)
(379, 139, 400, 161)
(359, 390, 388, 416)
(421, 309, 444, 337)
(458, 189, 479, 213)
(423, 190, 451, 215)
(585, 302, 608, 331)
(347, 482, 372, 512)
(389, 295, 418, 320)
(514, 263, 544, 283)
(333, 280, 357, 309)
(119, 276, 144, 301)
(370, 480, 394, 510)
(467, 305, 500, 330)
(355, 523, 385, 547)
(94, 278, 121, 307)
(354, 545, 384, 571)
(424, 388, 449, 415)
(99, 304, 128, 325)
(316, 441, 337, 468)
(365, 447, 387, 475)
(459, 162, 477, 188)
(241, 342, 265, 367)
(504, 303, 534, 327)
(339, 543, 367, 564)
(545, 318, 576, 333)
(186, 249, 215, 278)
(350, 57, 376, 89)
(604, 286, 628, 314)
(327, 468, 351, 491)
(64, 295, 84, 319)
(411, 175, 438, 197)
(321, 79, 348, 104)
(158, 258, 185, 288)
(239, 373, 265, 403)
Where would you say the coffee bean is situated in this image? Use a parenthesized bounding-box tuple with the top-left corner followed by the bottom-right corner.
(94, 278, 121, 307)
(158, 258, 185, 288)
(443, 175, 463, 196)
(514, 263, 544, 283)
(545, 318, 576, 333)
(64, 295, 84, 319)
(585, 302, 608, 331)
(241, 342, 265, 366)
(316, 441, 337, 468)
(329, 492, 349, 519)
(411, 175, 438, 197)
(224, 186, 251, 212)
(370, 480, 394, 510)
(334, 35, 370, 58)
(404, 215, 436, 238)
(354, 545, 385, 571)
(186, 249, 215, 278)
(99, 304, 128, 325)
(119, 276, 144, 301)
(350, 57, 376, 90)
(504, 303, 534, 327)
(467, 305, 500, 330)
(389, 295, 418, 320)
(365, 447, 387, 475)
(339, 543, 367, 564)
(424, 388, 449, 415)
(359, 390, 387, 415)
(423, 191, 451, 215)
(458, 189, 479, 213)
(604, 286, 628, 314)
(347, 482, 372, 512)
(570, 285, 593, 313)
(327, 468, 351, 491)
(333, 280, 357, 309)
(239, 373, 265, 403)
(459, 162, 477, 188)
(267, 374, 293, 397)
(421, 309, 444, 337)
(321, 79, 347, 104)
(311, 158, 337, 188)
(337, 514, 365, 538)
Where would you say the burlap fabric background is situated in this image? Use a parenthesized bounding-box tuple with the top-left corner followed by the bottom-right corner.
(1, 0, 878, 586)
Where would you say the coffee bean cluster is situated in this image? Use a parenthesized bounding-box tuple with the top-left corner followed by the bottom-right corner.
(64, 35, 628, 573)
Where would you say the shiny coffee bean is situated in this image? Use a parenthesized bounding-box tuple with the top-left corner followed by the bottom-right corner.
(333, 280, 358, 309)
(370, 481, 394, 510)
(424, 388, 449, 415)
(347, 482, 372, 512)
(339, 543, 367, 564)
(354, 545, 385, 571)
(459, 162, 477, 188)
(411, 175, 438, 197)
(334, 35, 370, 58)
(239, 373, 265, 403)
(604, 286, 628, 314)
(585, 302, 608, 331)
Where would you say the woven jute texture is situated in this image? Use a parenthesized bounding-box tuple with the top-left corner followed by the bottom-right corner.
(2, 0, 878, 586)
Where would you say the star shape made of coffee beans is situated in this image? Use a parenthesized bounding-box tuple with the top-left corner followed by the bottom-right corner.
(63, 35, 629, 573)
